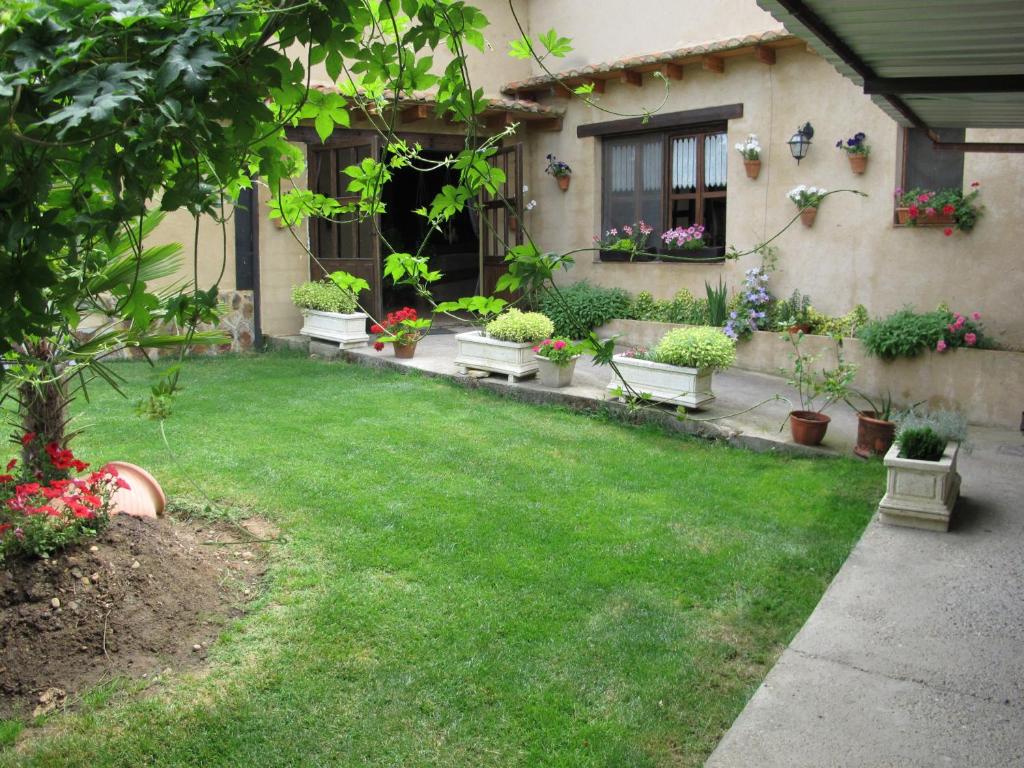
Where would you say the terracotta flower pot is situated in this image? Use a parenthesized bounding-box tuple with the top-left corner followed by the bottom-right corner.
(557, 175, 571, 191)
(800, 207, 817, 228)
(508, 216, 518, 231)
(896, 207, 956, 228)
(848, 154, 868, 174)
(107, 462, 166, 519)
(789, 410, 830, 446)
(787, 323, 812, 335)
(854, 411, 896, 458)
(393, 340, 417, 359)
(743, 159, 761, 179)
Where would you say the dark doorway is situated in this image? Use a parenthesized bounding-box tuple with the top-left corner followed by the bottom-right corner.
(379, 150, 480, 314)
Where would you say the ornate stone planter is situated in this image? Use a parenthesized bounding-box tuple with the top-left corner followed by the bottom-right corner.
(299, 310, 369, 349)
(454, 331, 538, 382)
(877, 442, 961, 531)
(606, 354, 715, 409)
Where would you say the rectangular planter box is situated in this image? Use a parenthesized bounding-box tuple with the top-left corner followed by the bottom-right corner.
(896, 207, 956, 228)
(877, 442, 961, 532)
(607, 354, 715, 409)
(299, 310, 369, 349)
(454, 331, 538, 381)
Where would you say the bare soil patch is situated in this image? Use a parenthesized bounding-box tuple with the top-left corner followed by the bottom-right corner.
(0, 513, 271, 719)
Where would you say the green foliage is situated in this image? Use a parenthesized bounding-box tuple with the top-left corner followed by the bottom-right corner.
(485, 309, 554, 343)
(538, 282, 631, 338)
(653, 327, 736, 370)
(895, 407, 968, 446)
(896, 426, 946, 461)
(774, 290, 813, 328)
(781, 333, 858, 414)
(704, 278, 729, 326)
(627, 289, 709, 325)
(897, 186, 983, 232)
(807, 304, 869, 338)
(290, 281, 358, 314)
(434, 295, 507, 322)
(859, 308, 949, 358)
(533, 338, 582, 366)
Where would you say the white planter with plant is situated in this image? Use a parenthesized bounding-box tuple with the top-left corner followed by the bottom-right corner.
(455, 309, 555, 382)
(607, 326, 736, 409)
(878, 410, 966, 531)
(292, 281, 368, 349)
(533, 338, 583, 388)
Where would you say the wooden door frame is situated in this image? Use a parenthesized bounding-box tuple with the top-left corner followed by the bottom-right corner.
(479, 143, 523, 299)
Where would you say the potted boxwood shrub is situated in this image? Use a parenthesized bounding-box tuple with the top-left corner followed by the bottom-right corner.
(292, 280, 368, 349)
(533, 338, 584, 388)
(608, 326, 736, 409)
(878, 409, 967, 531)
(454, 309, 554, 382)
(781, 332, 857, 446)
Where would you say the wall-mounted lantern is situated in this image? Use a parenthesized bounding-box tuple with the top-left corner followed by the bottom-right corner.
(787, 122, 814, 163)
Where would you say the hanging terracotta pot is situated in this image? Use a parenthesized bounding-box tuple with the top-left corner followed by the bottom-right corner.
(790, 411, 830, 446)
(107, 462, 166, 519)
(508, 216, 518, 231)
(557, 175, 571, 191)
(393, 340, 418, 359)
(848, 154, 868, 174)
(744, 159, 761, 179)
(800, 207, 817, 228)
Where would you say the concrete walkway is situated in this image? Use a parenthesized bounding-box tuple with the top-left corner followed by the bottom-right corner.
(286, 332, 1024, 766)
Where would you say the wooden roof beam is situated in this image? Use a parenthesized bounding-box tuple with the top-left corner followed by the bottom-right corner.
(658, 63, 684, 80)
(400, 104, 430, 123)
(702, 55, 724, 74)
(619, 69, 643, 87)
(754, 45, 776, 65)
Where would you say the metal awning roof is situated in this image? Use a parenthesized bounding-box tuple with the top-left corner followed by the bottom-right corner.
(756, 0, 1024, 134)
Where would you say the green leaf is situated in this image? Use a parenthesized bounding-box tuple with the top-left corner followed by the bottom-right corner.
(538, 29, 573, 58)
(508, 37, 534, 59)
(329, 271, 370, 296)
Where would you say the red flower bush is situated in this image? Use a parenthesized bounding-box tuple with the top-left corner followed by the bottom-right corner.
(1, 434, 127, 562)
(369, 306, 432, 350)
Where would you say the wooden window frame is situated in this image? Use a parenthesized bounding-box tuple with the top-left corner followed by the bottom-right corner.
(601, 123, 727, 261)
(895, 126, 967, 224)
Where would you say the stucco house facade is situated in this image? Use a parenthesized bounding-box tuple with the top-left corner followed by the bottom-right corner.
(151, 0, 1024, 361)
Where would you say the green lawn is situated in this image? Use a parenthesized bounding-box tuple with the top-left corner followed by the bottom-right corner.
(2, 352, 882, 767)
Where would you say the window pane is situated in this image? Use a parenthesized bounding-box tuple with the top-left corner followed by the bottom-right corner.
(704, 133, 728, 190)
(905, 128, 965, 191)
(671, 199, 697, 230)
(672, 137, 697, 192)
(705, 198, 727, 248)
(638, 137, 662, 237)
(602, 136, 663, 237)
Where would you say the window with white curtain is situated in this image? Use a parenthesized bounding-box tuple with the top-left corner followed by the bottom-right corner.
(602, 127, 728, 260)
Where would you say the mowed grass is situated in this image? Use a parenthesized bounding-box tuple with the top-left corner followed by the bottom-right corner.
(2, 352, 882, 767)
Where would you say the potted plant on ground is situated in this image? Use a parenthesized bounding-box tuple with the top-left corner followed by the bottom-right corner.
(787, 185, 827, 228)
(595, 221, 655, 262)
(545, 154, 572, 191)
(608, 326, 736, 409)
(454, 308, 554, 381)
(878, 409, 967, 531)
(533, 338, 583, 388)
(659, 224, 723, 261)
(370, 307, 431, 359)
(781, 332, 857, 446)
(895, 183, 982, 235)
(836, 131, 870, 174)
(735, 134, 762, 179)
(846, 390, 903, 458)
(292, 280, 369, 349)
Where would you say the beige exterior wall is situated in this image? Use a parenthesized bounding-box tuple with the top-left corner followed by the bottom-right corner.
(518, 42, 1024, 347)
(148, 207, 237, 293)
(525, 0, 781, 74)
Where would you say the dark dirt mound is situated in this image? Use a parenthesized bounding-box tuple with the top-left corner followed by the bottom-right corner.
(0, 513, 271, 719)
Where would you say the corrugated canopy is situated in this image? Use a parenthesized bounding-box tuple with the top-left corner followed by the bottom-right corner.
(756, 0, 1024, 130)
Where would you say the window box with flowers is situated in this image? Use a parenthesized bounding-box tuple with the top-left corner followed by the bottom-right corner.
(895, 183, 982, 235)
(607, 326, 736, 409)
(292, 281, 369, 349)
(455, 309, 555, 382)
(596, 221, 657, 262)
(658, 224, 724, 262)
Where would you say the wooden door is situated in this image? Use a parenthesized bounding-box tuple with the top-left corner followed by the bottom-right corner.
(479, 144, 523, 299)
(308, 136, 383, 320)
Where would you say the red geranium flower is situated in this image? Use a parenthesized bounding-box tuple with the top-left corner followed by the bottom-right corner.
(373, 341, 385, 351)
(943, 227, 953, 236)
(942, 204, 955, 215)
(0, 474, 12, 484)
(5, 459, 15, 471)
(20, 432, 36, 446)
(908, 204, 919, 218)
(370, 324, 383, 333)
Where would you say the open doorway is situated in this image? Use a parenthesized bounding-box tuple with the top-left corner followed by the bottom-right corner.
(379, 150, 479, 315)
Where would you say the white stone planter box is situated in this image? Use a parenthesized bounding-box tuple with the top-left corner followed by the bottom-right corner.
(878, 441, 961, 531)
(607, 354, 715, 409)
(454, 331, 538, 382)
(299, 309, 369, 349)
(535, 355, 579, 388)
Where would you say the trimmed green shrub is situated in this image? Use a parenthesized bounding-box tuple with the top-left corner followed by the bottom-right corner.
(485, 309, 554, 343)
(895, 408, 968, 446)
(539, 282, 631, 338)
(627, 289, 709, 325)
(808, 304, 869, 338)
(652, 326, 736, 370)
(897, 426, 946, 461)
(858, 309, 948, 358)
(291, 281, 358, 314)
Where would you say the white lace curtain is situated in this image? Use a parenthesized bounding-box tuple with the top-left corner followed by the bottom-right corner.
(671, 132, 727, 191)
(609, 140, 662, 192)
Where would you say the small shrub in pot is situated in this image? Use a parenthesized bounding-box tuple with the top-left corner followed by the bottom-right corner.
(485, 309, 554, 343)
(652, 326, 736, 370)
(291, 281, 358, 314)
